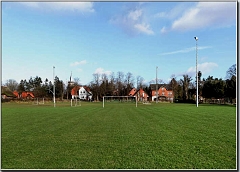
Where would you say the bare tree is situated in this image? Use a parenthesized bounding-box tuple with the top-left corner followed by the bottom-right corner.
(5, 79, 18, 91)
(116, 71, 124, 95)
(92, 73, 100, 101)
(73, 77, 81, 86)
(180, 75, 192, 100)
(100, 73, 108, 97)
(125, 72, 134, 94)
(107, 72, 115, 95)
(149, 79, 163, 85)
(136, 75, 144, 89)
(169, 74, 178, 99)
(226, 64, 236, 79)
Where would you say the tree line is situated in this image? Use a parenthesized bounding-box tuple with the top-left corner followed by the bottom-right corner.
(3, 64, 236, 103)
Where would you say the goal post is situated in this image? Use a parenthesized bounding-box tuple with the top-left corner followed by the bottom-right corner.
(71, 98, 81, 107)
(103, 96, 137, 108)
(32, 98, 44, 105)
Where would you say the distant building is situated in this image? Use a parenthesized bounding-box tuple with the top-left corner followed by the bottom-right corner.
(13, 90, 34, 99)
(1, 88, 34, 100)
(68, 72, 75, 86)
(150, 84, 174, 102)
(128, 88, 149, 101)
(79, 86, 93, 101)
(71, 86, 80, 99)
(21, 92, 35, 99)
(71, 86, 93, 101)
(1, 86, 16, 99)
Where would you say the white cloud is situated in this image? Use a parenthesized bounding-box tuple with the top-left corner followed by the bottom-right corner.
(70, 60, 87, 66)
(134, 23, 154, 35)
(20, 2, 39, 8)
(110, 8, 154, 36)
(154, 12, 166, 18)
(171, 2, 236, 32)
(160, 26, 167, 34)
(159, 2, 236, 33)
(19, 2, 94, 13)
(185, 62, 218, 77)
(159, 46, 211, 56)
(94, 68, 112, 75)
(154, 4, 187, 20)
(128, 9, 142, 21)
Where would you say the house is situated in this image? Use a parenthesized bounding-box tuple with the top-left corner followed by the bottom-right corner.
(21, 92, 35, 99)
(13, 90, 35, 99)
(71, 86, 80, 99)
(1, 86, 16, 99)
(150, 84, 174, 102)
(128, 88, 149, 101)
(71, 86, 93, 101)
(79, 86, 93, 101)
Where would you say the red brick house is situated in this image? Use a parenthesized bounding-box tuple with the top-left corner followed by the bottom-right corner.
(128, 88, 149, 101)
(13, 91, 35, 99)
(150, 84, 174, 102)
(22, 92, 35, 99)
(13, 91, 19, 98)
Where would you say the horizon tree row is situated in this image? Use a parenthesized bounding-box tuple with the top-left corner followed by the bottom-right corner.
(2, 64, 236, 103)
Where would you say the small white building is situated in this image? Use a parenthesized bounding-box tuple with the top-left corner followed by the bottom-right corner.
(79, 86, 93, 101)
(71, 86, 93, 101)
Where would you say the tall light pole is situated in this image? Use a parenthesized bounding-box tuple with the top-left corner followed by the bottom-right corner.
(156, 66, 158, 103)
(53, 66, 56, 107)
(194, 37, 198, 107)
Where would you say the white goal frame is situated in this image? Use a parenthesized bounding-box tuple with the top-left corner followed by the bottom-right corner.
(32, 98, 44, 105)
(71, 98, 81, 107)
(103, 96, 137, 108)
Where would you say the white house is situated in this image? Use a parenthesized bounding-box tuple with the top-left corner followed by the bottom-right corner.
(71, 86, 93, 101)
(79, 86, 93, 101)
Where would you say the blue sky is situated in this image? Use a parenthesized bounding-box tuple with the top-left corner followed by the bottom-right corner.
(2, 1, 236, 87)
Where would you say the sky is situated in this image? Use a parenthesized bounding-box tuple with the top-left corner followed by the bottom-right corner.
(2, 1, 237, 87)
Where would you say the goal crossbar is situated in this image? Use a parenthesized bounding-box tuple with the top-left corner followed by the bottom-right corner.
(103, 96, 137, 108)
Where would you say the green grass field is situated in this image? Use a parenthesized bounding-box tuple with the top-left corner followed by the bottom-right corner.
(1, 101, 236, 169)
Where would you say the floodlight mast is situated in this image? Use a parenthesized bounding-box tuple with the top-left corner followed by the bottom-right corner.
(156, 66, 158, 103)
(194, 37, 198, 107)
(53, 66, 56, 108)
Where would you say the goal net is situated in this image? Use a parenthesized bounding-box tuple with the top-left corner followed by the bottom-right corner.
(71, 98, 81, 107)
(103, 96, 137, 108)
(32, 98, 44, 105)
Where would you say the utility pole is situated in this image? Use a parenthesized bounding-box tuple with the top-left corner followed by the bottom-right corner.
(194, 37, 198, 107)
(53, 66, 56, 107)
(156, 66, 158, 103)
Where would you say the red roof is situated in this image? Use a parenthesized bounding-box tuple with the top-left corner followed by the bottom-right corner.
(13, 91, 19, 98)
(83, 86, 91, 93)
(128, 88, 149, 98)
(22, 92, 34, 98)
(129, 88, 137, 96)
(71, 86, 92, 95)
(71, 86, 80, 95)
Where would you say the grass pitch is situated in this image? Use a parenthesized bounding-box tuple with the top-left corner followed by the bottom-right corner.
(1, 101, 236, 169)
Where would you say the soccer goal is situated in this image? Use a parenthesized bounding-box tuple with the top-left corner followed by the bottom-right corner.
(103, 96, 137, 108)
(71, 98, 81, 107)
(32, 98, 44, 105)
